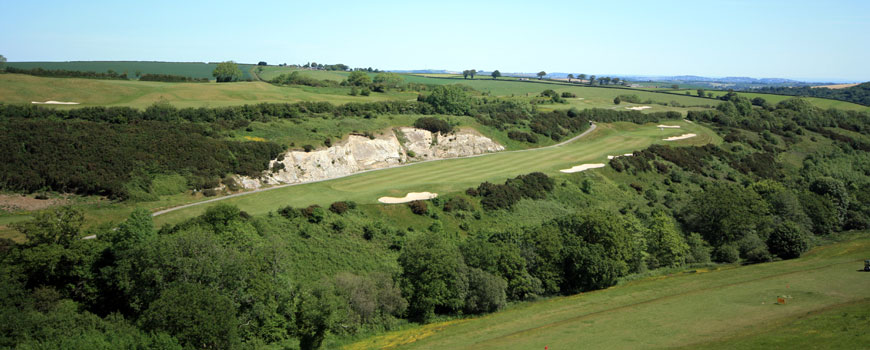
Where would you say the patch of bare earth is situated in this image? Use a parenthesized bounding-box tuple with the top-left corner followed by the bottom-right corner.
(811, 83, 858, 89)
(0, 194, 67, 212)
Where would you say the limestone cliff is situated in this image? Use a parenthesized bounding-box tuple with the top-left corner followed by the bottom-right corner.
(236, 127, 504, 190)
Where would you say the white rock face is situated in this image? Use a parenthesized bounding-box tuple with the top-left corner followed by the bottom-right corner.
(236, 127, 504, 189)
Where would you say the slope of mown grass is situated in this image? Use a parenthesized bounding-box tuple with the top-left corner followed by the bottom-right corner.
(346, 232, 870, 350)
(0, 73, 416, 109)
(153, 120, 717, 226)
(6, 61, 255, 80)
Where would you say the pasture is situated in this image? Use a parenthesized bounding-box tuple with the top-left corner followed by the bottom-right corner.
(5, 61, 255, 80)
(153, 120, 718, 226)
(0, 73, 417, 109)
(347, 232, 870, 350)
(667, 89, 870, 111)
(255, 66, 351, 81)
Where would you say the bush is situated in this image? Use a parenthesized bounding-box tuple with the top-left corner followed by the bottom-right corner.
(303, 205, 325, 223)
(561, 92, 577, 98)
(767, 222, 809, 259)
(464, 268, 507, 314)
(413, 117, 453, 134)
(408, 200, 428, 215)
(302, 144, 315, 152)
(507, 130, 538, 143)
(685, 232, 712, 263)
(329, 201, 350, 215)
(202, 189, 218, 197)
(443, 196, 472, 212)
(713, 244, 740, 263)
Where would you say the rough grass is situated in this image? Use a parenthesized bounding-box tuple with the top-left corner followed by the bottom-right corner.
(255, 66, 352, 81)
(153, 120, 718, 226)
(668, 89, 869, 112)
(345, 232, 870, 350)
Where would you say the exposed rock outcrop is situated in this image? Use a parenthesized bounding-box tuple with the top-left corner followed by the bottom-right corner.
(236, 127, 504, 190)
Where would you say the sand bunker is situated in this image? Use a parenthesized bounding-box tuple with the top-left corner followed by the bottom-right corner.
(378, 192, 438, 204)
(664, 133, 697, 141)
(625, 106, 651, 111)
(607, 153, 634, 160)
(657, 125, 681, 129)
(560, 163, 605, 173)
(32, 101, 80, 105)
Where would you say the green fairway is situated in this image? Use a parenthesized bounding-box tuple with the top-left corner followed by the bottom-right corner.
(667, 89, 870, 112)
(346, 232, 870, 350)
(6, 61, 255, 80)
(0, 73, 416, 109)
(153, 120, 718, 226)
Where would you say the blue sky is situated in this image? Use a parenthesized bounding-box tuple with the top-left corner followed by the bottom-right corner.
(1, 0, 868, 81)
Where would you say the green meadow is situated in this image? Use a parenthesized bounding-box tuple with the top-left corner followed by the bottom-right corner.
(347, 232, 870, 350)
(6, 60, 256, 80)
(667, 89, 870, 112)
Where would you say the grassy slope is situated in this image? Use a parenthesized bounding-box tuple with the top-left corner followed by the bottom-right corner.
(0, 73, 416, 109)
(6, 61, 255, 80)
(153, 120, 718, 226)
(256, 66, 352, 81)
(668, 89, 870, 112)
(347, 232, 870, 350)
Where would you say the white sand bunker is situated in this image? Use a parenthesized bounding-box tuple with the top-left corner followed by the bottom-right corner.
(32, 101, 80, 105)
(560, 163, 605, 173)
(664, 133, 697, 141)
(607, 153, 634, 160)
(657, 125, 681, 129)
(625, 106, 651, 111)
(378, 192, 438, 204)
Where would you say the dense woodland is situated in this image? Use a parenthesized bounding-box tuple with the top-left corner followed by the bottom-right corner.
(2, 86, 870, 348)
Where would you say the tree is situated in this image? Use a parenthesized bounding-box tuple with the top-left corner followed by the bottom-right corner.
(464, 268, 507, 314)
(491, 70, 501, 79)
(346, 71, 371, 86)
(257, 61, 267, 66)
(645, 210, 689, 268)
(578, 73, 587, 82)
(588, 75, 596, 85)
(671, 84, 679, 90)
(0, 54, 5, 70)
(424, 85, 472, 115)
(767, 221, 809, 259)
(567, 74, 574, 82)
(107, 208, 155, 252)
(212, 61, 242, 82)
(292, 283, 344, 350)
(140, 283, 240, 349)
(602, 77, 611, 85)
(697, 89, 706, 97)
(372, 72, 402, 91)
(613, 96, 621, 105)
(13, 206, 84, 247)
(462, 70, 470, 79)
(537, 71, 547, 80)
(612, 77, 620, 85)
(469, 69, 477, 79)
(398, 233, 468, 322)
(562, 243, 621, 293)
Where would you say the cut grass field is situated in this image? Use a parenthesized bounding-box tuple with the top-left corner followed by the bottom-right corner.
(346, 232, 870, 350)
(0, 73, 416, 109)
(6, 61, 255, 80)
(153, 120, 718, 226)
(667, 89, 870, 112)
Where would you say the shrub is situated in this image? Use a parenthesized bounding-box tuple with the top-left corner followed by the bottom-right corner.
(408, 200, 428, 215)
(561, 92, 576, 98)
(413, 117, 453, 134)
(202, 189, 218, 197)
(767, 221, 809, 259)
(507, 130, 538, 143)
(303, 205, 325, 223)
(302, 144, 315, 152)
(329, 201, 350, 215)
(464, 268, 507, 314)
(713, 244, 739, 263)
(443, 196, 472, 212)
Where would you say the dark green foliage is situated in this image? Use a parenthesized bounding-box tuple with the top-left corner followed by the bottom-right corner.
(331, 272, 407, 331)
(475, 172, 554, 210)
(140, 283, 239, 349)
(685, 232, 712, 264)
(0, 118, 282, 198)
(767, 221, 810, 259)
(271, 71, 339, 88)
(561, 243, 621, 293)
(304, 205, 326, 223)
(139, 73, 208, 82)
(5, 66, 129, 79)
(424, 85, 472, 115)
(738, 233, 772, 263)
(464, 268, 507, 314)
(398, 233, 468, 322)
(755, 82, 870, 106)
(713, 244, 740, 263)
(329, 201, 350, 215)
(507, 130, 538, 143)
(413, 116, 453, 134)
(12, 206, 84, 247)
(408, 200, 428, 215)
(293, 283, 344, 350)
(443, 196, 472, 212)
(681, 183, 770, 247)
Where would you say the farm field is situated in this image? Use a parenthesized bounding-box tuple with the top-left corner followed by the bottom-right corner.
(667, 89, 870, 111)
(0, 73, 416, 109)
(255, 66, 351, 81)
(347, 232, 870, 350)
(153, 120, 718, 226)
(5, 60, 255, 80)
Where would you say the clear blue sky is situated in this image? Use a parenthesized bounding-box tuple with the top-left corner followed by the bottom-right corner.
(2, 0, 868, 81)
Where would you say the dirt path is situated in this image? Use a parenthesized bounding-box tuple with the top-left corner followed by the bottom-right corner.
(151, 124, 597, 217)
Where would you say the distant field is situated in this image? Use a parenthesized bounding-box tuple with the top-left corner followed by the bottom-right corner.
(348, 232, 870, 349)
(812, 83, 859, 89)
(255, 66, 352, 81)
(153, 120, 718, 226)
(0, 73, 417, 109)
(668, 89, 870, 112)
(6, 61, 255, 80)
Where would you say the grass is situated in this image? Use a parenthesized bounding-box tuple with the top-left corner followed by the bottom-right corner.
(345, 231, 870, 350)
(668, 89, 870, 112)
(255, 66, 352, 81)
(0, 73, 417, 109)
(6, 61, 255, 80)
(153, 120, 718, 227)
